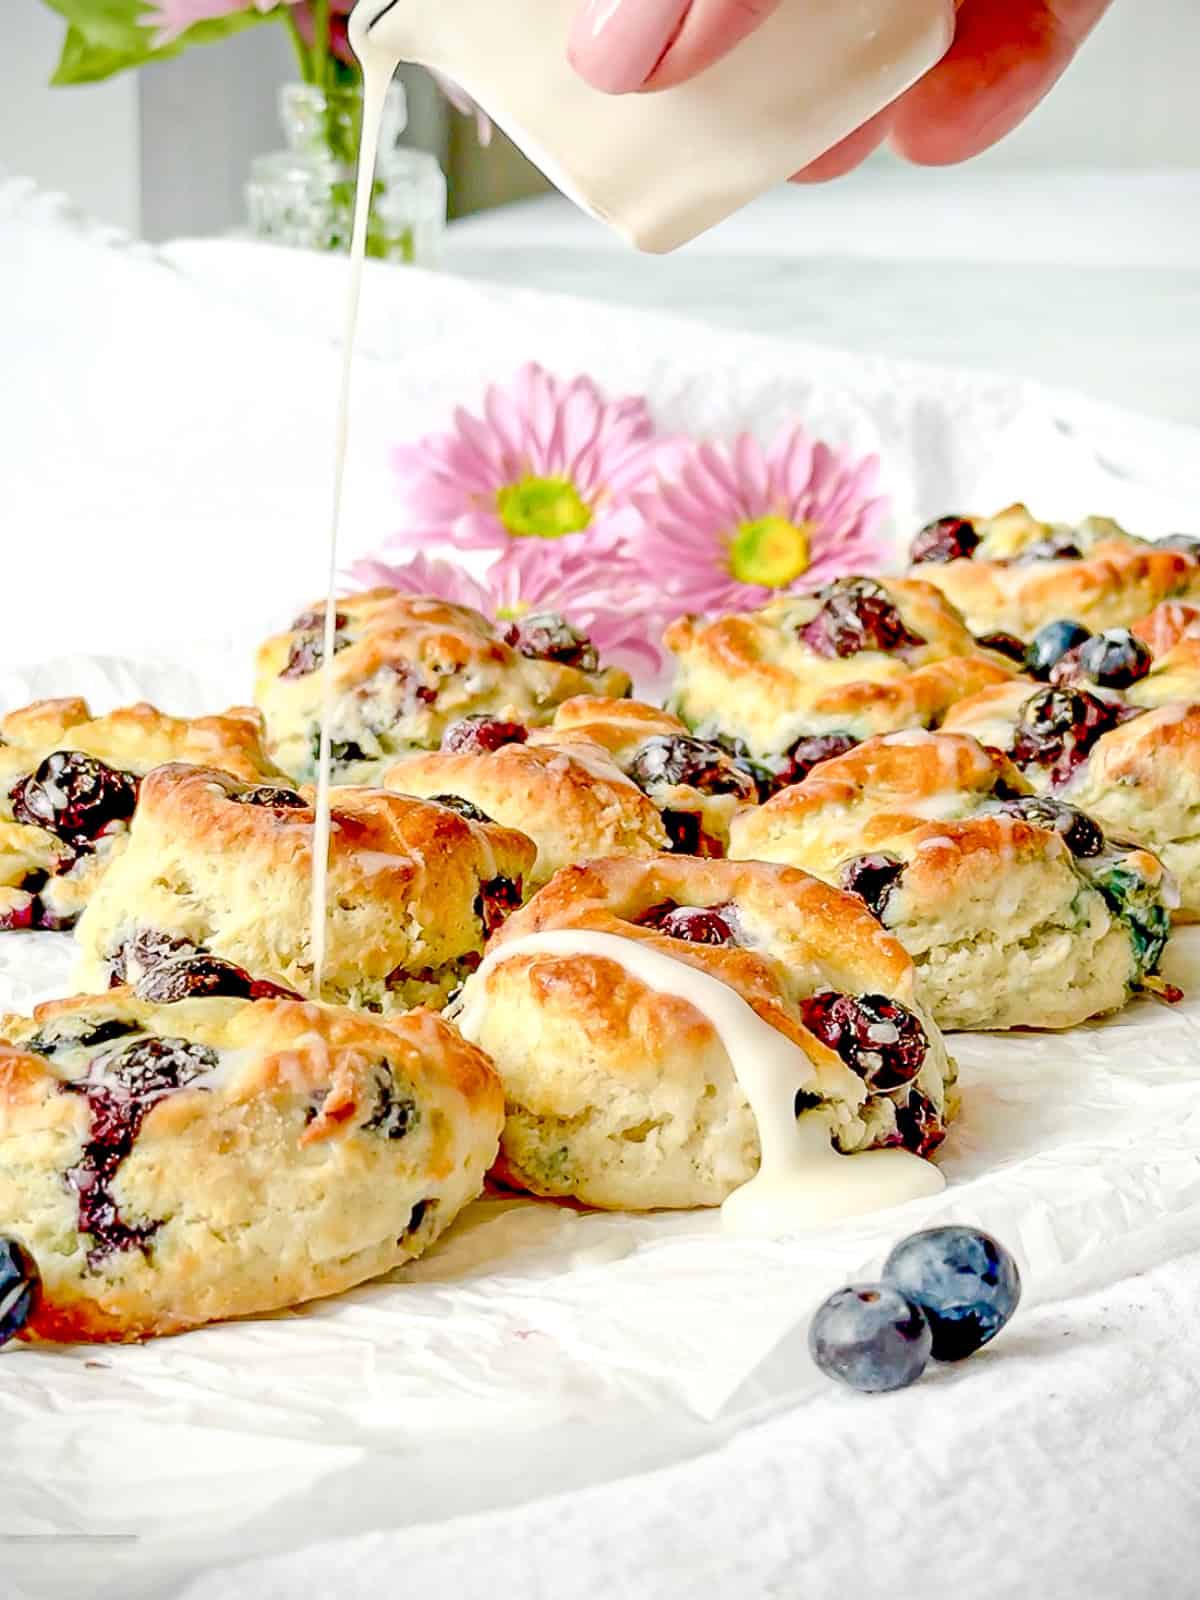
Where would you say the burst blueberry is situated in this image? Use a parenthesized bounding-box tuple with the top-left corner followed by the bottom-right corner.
(882, 1225, 1022, 1361)
(1025, 620, 1091, 681)
(975, 631, 1028, 665)
(0, 1237, 40, 1347)
(909, 516, 980, 566)
(637, 900, 740, 946)
(808, 1283, 932, 1393)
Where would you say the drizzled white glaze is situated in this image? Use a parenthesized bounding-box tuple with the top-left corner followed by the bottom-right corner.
(309, 47, 395, 997)
(455, 929, 944, 1235)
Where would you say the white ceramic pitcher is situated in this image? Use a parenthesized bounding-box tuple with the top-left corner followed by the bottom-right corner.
(349, 0, 954, 253)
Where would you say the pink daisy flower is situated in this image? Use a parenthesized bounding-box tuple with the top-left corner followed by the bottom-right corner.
(347, 545, 666, 676)
(630, 424, 890, 617)
(388, 364, 679, 561)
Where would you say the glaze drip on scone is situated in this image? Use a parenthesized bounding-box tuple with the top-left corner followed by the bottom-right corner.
(455, 929, 945, 1234)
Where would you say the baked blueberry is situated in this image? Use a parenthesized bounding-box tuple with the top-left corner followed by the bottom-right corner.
(1011, 533, 1083, 564)
(808, 1283, 932, 1393)
(909, 516, 980, 566)
(441, 715, 528, 755)
(234, 786, 307, 809)
(475, 875, 523, 938)
(893, 1089, 947, 1158)
(882, 1225, 1021, 1361)
(627, 735, 756, 800)
(637, 900, 740, 946)
(503, 613, 598, 673)
(361, 1063, 418, 1141)
(1011, 687, 1122, 786)
(799, 991, 928, 1092)
(777, 732, 859, 789)
(109, 928, 200, 987)
(134, 955, 300, 1004)
(63, 1036, 218, 1262)
(1025, 620, 1092, 681)
(11, 752, 138, 851)
(0, 1237, 40, 1348)
(975, 631, 1028, 664)
(991, 795, 1104, 858)
(291, 607, 347, 633)
(429, 794, 496, 825)
(799, 578, 926, 660)
(840, 854, 904, 922)
(1052, 628, 1152, 691)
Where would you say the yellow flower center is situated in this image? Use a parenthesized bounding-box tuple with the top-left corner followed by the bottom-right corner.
(728, 515, 812, 588)
(496, 475, 593, 539)
(495, 600, 530, 622)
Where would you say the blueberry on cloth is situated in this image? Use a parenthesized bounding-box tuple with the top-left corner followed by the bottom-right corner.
(882, 1225, 1021, 1361)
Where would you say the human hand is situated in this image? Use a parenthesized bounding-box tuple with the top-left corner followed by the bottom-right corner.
(567, 0, 1115, 178)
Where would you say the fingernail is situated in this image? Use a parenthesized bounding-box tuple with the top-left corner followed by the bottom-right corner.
(568, 0, 693, 94)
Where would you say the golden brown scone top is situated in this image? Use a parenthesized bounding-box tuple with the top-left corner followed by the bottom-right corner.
(485, 855, 919, 1024)
(0, 698, 282, 789)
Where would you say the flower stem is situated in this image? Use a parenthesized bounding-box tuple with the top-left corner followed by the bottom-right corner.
(312, 0, 331, 91)
(281, 8, 312, 84)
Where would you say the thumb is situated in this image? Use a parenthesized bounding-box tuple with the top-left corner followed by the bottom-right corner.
(568, 0, 783, 96)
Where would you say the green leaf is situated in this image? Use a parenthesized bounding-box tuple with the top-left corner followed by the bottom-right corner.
(42, 0, 276, 86)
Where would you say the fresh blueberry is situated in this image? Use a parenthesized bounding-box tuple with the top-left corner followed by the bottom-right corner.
(909, 516, 980, 566)
(441, 716, 528, 755)
(636, 900, 740, 946)
(882, 1225, 1022, 1361)
(809, 1283, 932, 1393)
(0, 1237, 40, 1346)
(1052, 628, 1152, 691)
(840, 854, 904, 922)
(1025, 620, 1092, 681)
(975, 631, 1028, 665)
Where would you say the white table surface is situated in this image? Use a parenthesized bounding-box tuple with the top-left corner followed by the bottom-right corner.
(444, 169, 1200, 429)
(5, 168, 1200, 1600)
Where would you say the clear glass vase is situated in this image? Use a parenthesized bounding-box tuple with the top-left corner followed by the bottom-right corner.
(246, 82, 447, 265)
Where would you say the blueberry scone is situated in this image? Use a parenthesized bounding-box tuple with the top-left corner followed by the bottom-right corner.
(0, 968, 502, 1342)
(729, 731, 1172, 1031)
(663, 576, 1014, 792)
(908, 503, 1200, 640)
(451, 856, 956, 1211)
(0, 698, 284, 934)
(943, 627, 1200, 918)
(255, 590, 632, 785)
(73, 765, 536, 1010)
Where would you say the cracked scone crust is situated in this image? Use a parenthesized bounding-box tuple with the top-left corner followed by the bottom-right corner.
(0, 698, 283, 934)
(728, 731, 1171, 1031)
(452, 856, 955, 1211)
(908, 505, 1200, 639)
(73, 765, 536, 1010)
(0, 986, 502, 1342)
(664, 576, 1013, 764)
(255, 590, 631, 785)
